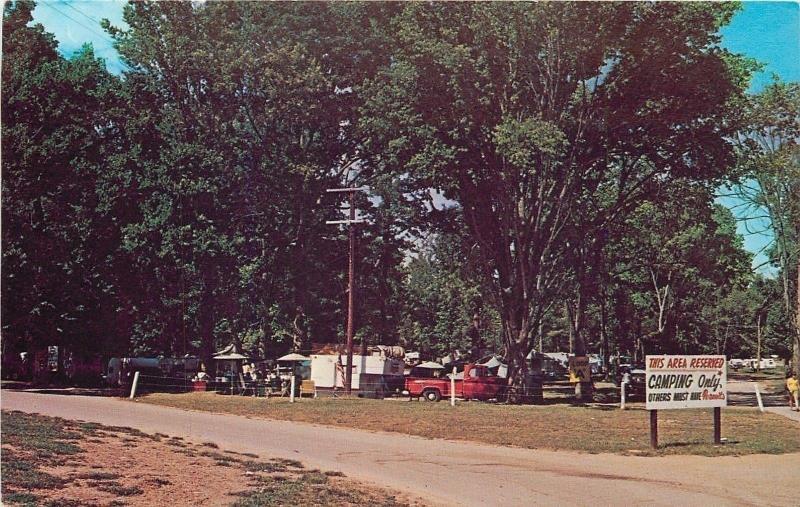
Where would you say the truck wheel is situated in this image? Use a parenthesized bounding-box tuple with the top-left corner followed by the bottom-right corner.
(422, 389, 441, 402)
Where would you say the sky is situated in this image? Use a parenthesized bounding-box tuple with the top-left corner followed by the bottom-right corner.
(717, 1, 799, 273)
(29, 1, 800, 272)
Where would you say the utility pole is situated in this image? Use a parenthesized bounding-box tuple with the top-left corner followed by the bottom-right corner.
(326, 186, 367, 395)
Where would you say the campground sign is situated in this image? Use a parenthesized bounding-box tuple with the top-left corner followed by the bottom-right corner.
(568, 356, 591, 383)
(645, 355, 727, 410)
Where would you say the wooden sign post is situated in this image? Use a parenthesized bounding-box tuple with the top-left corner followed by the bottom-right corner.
(650, 409, 658, 448)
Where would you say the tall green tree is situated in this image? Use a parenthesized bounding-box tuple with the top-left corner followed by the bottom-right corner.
(101, 2, 400, 359)
(2, 1, 122, 359)
(605, 190, 751, 359)
(734, 81, 800, 374)
(399, 229, 501, 360)
(358, 2, 753, 392)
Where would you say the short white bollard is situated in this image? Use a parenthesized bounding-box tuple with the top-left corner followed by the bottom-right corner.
(620, 381, 627, 410)
(450, 367, 456, 407)
(754, 383, 764, 412)
(129, 371, 140, 400)
(290, 375, 296, 403)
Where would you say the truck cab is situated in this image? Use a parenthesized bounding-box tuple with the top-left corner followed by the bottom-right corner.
(404, 363, 506, 402)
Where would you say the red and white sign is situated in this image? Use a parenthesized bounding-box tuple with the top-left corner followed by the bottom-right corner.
(645, 355, 727, 410)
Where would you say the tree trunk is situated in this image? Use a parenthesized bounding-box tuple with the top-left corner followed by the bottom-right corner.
(572, 266, 593, 401)
(794, 260, 800, 376)
(501, 315, 531, 403)
(566, 301, 575, 354)
(538, 320, 544, 353)
(601, 292, 609, 380)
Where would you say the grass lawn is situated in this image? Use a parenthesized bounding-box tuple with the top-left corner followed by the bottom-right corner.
(141, 392, 800, 457)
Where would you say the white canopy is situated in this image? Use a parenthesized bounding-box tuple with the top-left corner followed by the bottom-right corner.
(480, 356, 505, 369)
(214, 343, 248, 360)
(277, 353, 311, 362)
(416, 361, 445, 369)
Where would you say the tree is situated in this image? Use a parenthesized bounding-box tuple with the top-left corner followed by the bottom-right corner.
(399, 230, 501, 360)
(605, 189, 751, 359)
(100, 2, 402, 359)
(2, 1, 123, 360)
(358, 3, 753, 393)
(734, 81, 800, 373)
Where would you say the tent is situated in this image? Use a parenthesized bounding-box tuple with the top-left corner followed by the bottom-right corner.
(213, 344, 249, 384)
(416, 361, 445, 370)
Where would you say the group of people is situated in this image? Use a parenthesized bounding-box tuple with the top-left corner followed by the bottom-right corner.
(189, 362, 290, 396)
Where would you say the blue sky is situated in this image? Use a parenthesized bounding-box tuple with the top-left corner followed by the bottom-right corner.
(30, 1, 800, 272)
(717, 1, 799, 273)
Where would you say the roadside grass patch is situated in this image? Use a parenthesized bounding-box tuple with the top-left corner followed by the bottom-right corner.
(3, 492, 39, 505)
(95, 482, 144, 496)
(233, 474, 405, 507)
(2, 410, 410, 506)
(2, 411, 83, 458)
(43, 498, 85, 507)
(76, 471, 120, 481)
(200, 450, 243, 466)
(141, 392, 800, 456)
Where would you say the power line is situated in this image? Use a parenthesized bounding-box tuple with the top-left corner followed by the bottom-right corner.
(45, 3, 115, 45)
(61, 1, 106, 31)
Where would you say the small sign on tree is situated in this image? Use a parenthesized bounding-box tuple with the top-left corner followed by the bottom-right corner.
(568, 356, 591, 384)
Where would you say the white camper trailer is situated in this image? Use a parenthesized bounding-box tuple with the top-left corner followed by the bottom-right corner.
(310, 349, 405, 397)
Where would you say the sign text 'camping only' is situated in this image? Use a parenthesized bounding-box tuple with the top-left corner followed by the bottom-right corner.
(645, 355, 727, 410)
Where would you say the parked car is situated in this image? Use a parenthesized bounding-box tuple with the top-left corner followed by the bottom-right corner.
(614, 364, 646, 397)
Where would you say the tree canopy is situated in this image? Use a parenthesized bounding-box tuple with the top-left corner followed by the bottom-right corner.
(3, 1, 794, 387)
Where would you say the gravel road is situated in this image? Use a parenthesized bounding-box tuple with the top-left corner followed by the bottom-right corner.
(3, 390, 797, 506)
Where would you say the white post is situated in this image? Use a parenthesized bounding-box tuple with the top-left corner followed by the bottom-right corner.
(129, 371, 140, 400)
(290, 374, 296, 403)
(754, 383, 764, 412)
(620, 381, 626, 410)
(450, 367, 456, 407)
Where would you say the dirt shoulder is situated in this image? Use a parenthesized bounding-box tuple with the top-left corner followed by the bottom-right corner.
(1, 410, 420, 507)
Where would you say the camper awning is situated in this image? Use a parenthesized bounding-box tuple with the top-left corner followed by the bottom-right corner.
(213, 353, 248, 360)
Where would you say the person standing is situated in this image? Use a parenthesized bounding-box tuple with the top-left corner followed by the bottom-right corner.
(786, 371, 799, 411)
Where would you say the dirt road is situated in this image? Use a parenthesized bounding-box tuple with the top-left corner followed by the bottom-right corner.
(3, 391, 797, 506)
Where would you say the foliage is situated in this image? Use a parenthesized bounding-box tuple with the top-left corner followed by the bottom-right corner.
(398, 230, 501, 360)
(1, 1, 779, 380)
(733, 81, 800, 372)
(357, 2, 753, 382)
(2, 1, 123, 356)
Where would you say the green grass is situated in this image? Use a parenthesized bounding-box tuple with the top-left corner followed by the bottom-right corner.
(94, 482, 144, 496)
(2, 411, 83, 458)
(76, 471, 121, 481)
(232, 473, 404, 507)
(141, 392, 800, 457)
(1, 411, 87, 504)
(2, 492, 39, 506)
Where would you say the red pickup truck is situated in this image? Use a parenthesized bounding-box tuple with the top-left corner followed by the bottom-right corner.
(405, 364, 506, 402)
